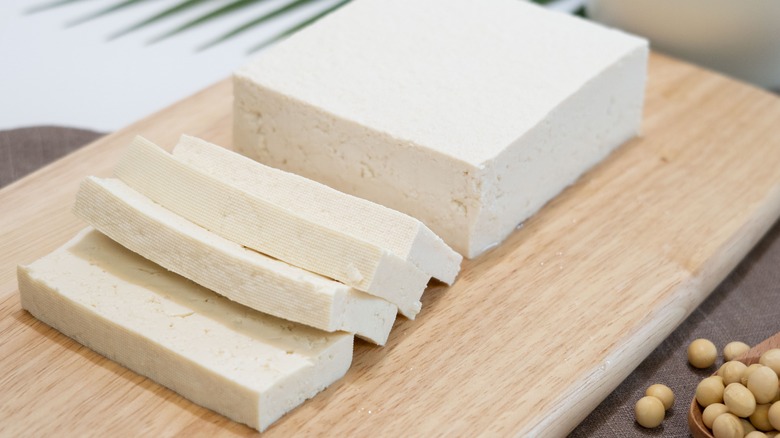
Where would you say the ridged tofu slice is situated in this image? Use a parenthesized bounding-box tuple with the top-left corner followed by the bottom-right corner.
(18, 228, 353, 432)
(114, 136, 427, 319)
(73, 176, 396, 345)
(173, 135, 462, 284)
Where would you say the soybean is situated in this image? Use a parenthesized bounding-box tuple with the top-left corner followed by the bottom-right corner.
(749, 404, 774, 432)
(748, 365, 780, 404)
(743, 364, 765, 386)
(702, 403, 729, 429)
(768, 400, 780, 430)
(697, 376, 725, 407)
(712, 413, 744, 438)
(724, 383, 756, 417)
(719, 360, 748, 386)
(724, 341, 751, 361)
(645, 384, 674, 410)
(741, 418, 757, 434)
(634, 396, 664, 428)
(760, 349, 780, 376)
(689, 338, 718, 369)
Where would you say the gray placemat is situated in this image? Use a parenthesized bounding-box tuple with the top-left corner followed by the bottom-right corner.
(2, 126, 778, 437)
(0, 126, 104, 189)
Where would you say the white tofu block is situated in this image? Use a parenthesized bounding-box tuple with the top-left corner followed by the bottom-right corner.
(173, 135, 462, 284)
(73, 176, 396, 345)
(18, 228, 353, 432)
(233, 0, 648, 258)
(114, 136, 428, 318)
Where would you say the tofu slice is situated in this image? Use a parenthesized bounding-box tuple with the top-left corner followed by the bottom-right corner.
(18, 228, 353, 432)
(114, 136, 427, 318)
(172, 135, 462, 284)
(73, 176, 396, 345)
(233, 0, 648, 258)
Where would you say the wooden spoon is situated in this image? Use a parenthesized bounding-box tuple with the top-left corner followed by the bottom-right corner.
(688, 332, 780, 438)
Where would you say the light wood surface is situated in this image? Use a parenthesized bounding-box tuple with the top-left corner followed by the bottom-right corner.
(2, 53, 780, 436)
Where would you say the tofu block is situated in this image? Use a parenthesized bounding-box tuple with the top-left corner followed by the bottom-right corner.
(18, 228, 353, 432)
(233, 0, 649, 258)
(114, 136, 428, 318)
(73, 176, 396, 345)
(173, 135, 462, 284)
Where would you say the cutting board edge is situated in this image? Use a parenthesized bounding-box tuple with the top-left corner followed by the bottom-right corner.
(531, 180, 780, 436)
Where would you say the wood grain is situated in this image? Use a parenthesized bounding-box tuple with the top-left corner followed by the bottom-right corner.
(2, 53, 780, 436)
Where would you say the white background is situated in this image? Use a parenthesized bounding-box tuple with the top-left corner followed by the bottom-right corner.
(0, 0, 583, 132)
(0, 0, 344, 132)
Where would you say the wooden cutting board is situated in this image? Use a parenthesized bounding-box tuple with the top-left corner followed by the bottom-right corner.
(2, 53, 780, 436)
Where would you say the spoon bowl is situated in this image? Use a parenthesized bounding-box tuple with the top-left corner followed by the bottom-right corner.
(688, 332, 780, 438)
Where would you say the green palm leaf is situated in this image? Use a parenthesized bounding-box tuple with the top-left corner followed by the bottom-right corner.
(66, 0, 153, 27)
(109, 0, 211, 40)
(26, 0, 89, 14)
(200, 0, 326, 51)
(29, 0, 580, 53)
(149, 0, 270, 44)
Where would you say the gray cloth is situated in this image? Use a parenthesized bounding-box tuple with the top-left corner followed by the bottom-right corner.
(0, 126, 104, 188)
(2, 126, 778, 437)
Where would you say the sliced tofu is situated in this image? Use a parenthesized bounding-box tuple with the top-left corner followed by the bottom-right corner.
(18, 228, 353, 432)
(73, 176, 396, 345)
(114, 136, 427, 318)
(172, 135, 462, 284)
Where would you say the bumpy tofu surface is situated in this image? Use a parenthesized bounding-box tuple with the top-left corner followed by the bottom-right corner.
(74, 176, 397, 345)
(173, 135, 461, 284)
(18, 228, 354, 431)
(234, 0, 648, 257)
(115, 136, 429, 318)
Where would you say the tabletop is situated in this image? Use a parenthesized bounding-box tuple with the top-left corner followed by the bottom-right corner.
(2, 112, 779, 437)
